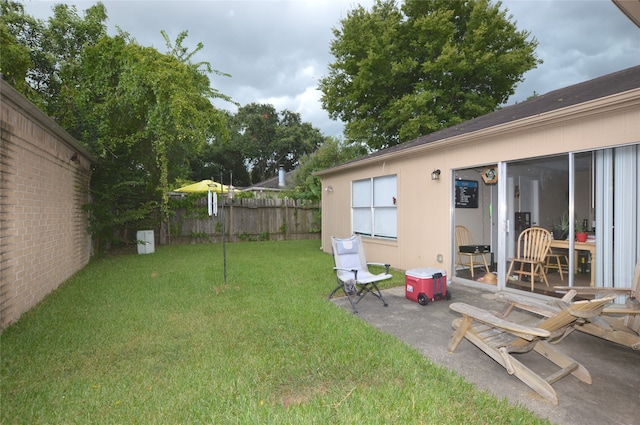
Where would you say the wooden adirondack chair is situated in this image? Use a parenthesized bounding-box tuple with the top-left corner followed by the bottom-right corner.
(447, 293, 616, 404)
(555, 259, 640, 350)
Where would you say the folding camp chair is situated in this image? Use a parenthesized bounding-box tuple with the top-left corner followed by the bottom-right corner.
(447, 293, 615, 404)
(329, 235, 391, 313)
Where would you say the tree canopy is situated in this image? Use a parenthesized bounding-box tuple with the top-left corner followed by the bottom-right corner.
(71, 31, 231, 248)
(2, 1, 330, 250)
(2, 1, 232, 251)
(291, 137, 366, 203)
(1, 1, 108, 112)
(319, 0, 540, 150)
(226, 103, 324, 184)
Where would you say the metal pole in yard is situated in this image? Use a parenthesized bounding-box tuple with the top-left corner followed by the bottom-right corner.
(229, 171, 233, 247)
(220, 171, 227, 284)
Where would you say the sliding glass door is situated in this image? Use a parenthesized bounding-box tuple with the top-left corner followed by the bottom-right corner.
(453, 143, 639, 297)
(595, 145, 640, 299)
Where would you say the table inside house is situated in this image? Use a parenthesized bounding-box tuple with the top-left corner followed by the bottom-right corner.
(549, 240, 596, 287)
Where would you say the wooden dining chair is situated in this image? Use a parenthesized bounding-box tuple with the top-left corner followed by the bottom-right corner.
(545, 249, 569, 281)
(454, 226, 490, 278)
(507, 227, 552, 291)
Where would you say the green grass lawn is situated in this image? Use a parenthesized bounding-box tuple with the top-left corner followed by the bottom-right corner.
(1, 240, 549, 424)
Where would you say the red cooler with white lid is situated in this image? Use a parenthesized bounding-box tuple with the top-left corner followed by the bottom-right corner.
(405, 267, 450, 305)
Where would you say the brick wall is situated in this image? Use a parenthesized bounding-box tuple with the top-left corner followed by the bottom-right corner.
(0, 80, 94, 329)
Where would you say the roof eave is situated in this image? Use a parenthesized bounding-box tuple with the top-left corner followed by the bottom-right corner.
(612, 0, 640, 28)
(315, 87, 640, 176)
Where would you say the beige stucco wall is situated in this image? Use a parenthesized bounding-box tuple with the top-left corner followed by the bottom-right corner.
(319, 88, 640, 279)
(0, 80, 94, 329)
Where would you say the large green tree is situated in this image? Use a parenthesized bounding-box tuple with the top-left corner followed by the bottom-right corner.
(0, 2, 33, 96)
(291, 136, 366, 203)
(1, 1, 108, 114)
(70, 32, 229, 249)
(2, 2, 231, 251)
(319, 0, 540, 150)
(188, 110, 251, 187)
(227, 103, 324, 184)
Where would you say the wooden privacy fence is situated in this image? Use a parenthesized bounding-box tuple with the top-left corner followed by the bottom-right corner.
(167, 196, 321, 244)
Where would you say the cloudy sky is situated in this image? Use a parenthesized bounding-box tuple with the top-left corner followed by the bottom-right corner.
(22, 0, 640, 138)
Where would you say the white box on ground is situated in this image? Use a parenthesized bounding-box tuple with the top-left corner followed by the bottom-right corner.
(136, 230, 155, 254)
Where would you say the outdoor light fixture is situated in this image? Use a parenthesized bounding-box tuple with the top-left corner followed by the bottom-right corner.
(324, 185, 333, 192)
(431, 169, 441, 181)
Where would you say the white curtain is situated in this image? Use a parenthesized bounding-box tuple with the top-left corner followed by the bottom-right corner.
(595, 144, 639, 300)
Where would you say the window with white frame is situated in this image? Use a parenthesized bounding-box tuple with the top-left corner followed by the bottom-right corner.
(352, 175, 397, 239)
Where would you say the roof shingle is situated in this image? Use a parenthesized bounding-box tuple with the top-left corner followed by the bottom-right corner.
(344, 65, 640, 163)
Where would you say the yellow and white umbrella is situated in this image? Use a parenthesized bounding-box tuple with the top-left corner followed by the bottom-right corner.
(174, 180, 239, 217)
(174, 179, 239, 194)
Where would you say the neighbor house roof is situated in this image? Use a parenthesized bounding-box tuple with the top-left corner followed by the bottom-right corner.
(243, 170, 295, 192)
(316, 65, 640, 175)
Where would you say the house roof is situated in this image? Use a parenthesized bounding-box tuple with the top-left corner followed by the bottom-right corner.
(243, 170, 295, 191)
(613, 0, 640, 28)
(316, 65, 640, 175)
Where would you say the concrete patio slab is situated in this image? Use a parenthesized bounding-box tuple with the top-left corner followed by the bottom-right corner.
(331, 283, 639, 425)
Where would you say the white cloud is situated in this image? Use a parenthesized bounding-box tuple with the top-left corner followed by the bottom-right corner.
(503, 0, 640, 103)
(21, 0, 640, 138)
